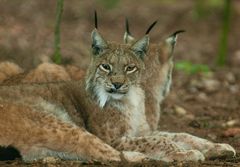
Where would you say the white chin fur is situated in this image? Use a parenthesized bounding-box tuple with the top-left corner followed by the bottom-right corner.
(94, 86, 125, 108)
(95, 86, 109, 108)
(109, 93, 124, 100)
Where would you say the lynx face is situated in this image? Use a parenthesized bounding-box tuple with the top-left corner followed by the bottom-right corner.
(86, 29, 149, 108)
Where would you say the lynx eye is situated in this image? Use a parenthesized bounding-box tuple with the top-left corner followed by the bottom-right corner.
(99, 64, 111, 72)
(125, 65, 137, 74)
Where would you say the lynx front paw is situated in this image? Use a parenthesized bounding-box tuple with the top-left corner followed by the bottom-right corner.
(121, 151, 149, 162)
(162, 150, 205, 162)
(204, 143, 236, 160)
(42, 156, 59, 163)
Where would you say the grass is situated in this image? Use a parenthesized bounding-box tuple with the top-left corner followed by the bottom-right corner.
(175, 61, 210, 74)
(52, 0, 64, 64)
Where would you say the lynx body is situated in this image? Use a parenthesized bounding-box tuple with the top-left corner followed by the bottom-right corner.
(0, 24, 236, 162)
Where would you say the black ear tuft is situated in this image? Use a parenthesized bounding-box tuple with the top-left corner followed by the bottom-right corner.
(125, 17, 131, 35)
(171, 30, 185, 37)
(124, 17, 135, 44)
(166, 30, 185, 46)
(145, 20, 158, 35)
(166, 30, 185, 59)
(91, 11, 108, 56)
(94, 10, 98, 29)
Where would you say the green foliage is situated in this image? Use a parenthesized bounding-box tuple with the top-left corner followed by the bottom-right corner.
(53, 49, 62, 64)
(217, 0, 231, 66)
(52, 0, 64, 64)
(193, 0, 231, 66)
(175, 61, 210, 75)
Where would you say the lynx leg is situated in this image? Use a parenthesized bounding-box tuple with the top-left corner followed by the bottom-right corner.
(0, 103, 121, 162)
(153, 132, 236, 159)
(21, 147, 80, 162)
(20, 118, 122, 162)
(111, 136, 204, 162)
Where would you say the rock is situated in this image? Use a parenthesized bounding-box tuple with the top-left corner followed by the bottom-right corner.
(207, 134, 217, 140)
(190, 78, 221, 93)
(225, 72, 236, 84)
(222, 120, 239, 127)
(229, 85, 239, 94)
(185, 114, 195, 120)
(174, 105, 187, 116)
(202, 79, 221, 93)
(197, 92, 208, 101)
(188, 86, 198, 93)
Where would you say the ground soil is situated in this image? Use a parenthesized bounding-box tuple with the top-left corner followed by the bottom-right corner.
(0, 0, 239, 166)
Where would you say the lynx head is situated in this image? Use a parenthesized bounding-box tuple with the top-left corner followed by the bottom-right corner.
(86, 28, 149, 108)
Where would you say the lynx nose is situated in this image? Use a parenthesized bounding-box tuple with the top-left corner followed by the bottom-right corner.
(112, 82, 123, 89)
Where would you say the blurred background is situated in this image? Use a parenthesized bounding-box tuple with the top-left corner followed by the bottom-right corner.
(0, 0, 239, 70)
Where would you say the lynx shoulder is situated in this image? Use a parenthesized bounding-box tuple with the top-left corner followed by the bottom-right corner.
(0, 61, 24, 82)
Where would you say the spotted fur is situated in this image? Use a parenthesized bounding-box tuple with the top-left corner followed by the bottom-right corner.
(0, 23, 236, 163)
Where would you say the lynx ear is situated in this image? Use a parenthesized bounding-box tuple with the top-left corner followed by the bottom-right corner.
(91, 11, 108, 56)
(131, 35, 149, 59)
(123, 18, 135, 44)
(91, 29, 108, 55)
(166, 30, 185, 58)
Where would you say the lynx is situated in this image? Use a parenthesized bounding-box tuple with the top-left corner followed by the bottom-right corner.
(0, 61, 24, 82)
(0, 16, 236, 163)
